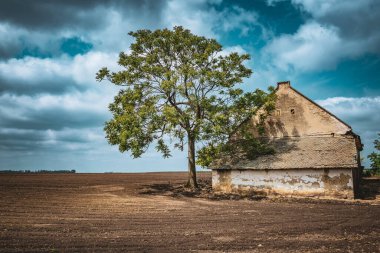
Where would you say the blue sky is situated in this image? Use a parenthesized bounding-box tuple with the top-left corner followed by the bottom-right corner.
(0, 0, 379, 172)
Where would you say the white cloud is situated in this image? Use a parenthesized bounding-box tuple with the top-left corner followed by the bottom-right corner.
(163, 0, 260, 39)
(218, 45, 247, 57)
(0, 51, 119, 94)
(290, 0, 373, 18)
(316, 96, 380, 131)
(263, 22, 344, 72)
(70, 51, 119, 85)
(262, 20, 379, 72)
(263, 0, 380, 72)
(163, 0, 219, 38)
(0, 51, 124, 147)
(219, 6, 259, 36)
(1, 56, 67, 81)
(268, 0, 374, 18)
(84, 9, 141, 53)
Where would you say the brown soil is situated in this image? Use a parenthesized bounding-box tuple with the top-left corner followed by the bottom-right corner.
(0, 172, 379, 253)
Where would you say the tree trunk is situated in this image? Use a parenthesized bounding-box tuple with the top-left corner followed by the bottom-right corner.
(186, 135, 198, 188)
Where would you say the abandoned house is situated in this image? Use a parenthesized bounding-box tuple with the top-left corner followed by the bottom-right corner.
(210, 81, 363, 199)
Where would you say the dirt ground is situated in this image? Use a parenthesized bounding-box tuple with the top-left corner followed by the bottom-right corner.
(0, 172, 379, 253)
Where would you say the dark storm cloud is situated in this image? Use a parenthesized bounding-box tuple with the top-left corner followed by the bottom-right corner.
(0, 0, 166, 31)
(0, 127, 101, 152)
(0, 43, 21, 60)
(291, 0, 380, 53)
(314, 3, 380, 56)
(0, 130, 47, 151)
(0, 0, 167, 60)
(0, 77, 85, 95)
(57, 131, 96, 144)
(0, 30, 60, 60)
(0, 0, 103, 31)
(320, 3, 380, 40)
(0, 107, 107, 131)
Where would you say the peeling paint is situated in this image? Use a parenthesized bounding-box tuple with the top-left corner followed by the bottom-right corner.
(322, 172, 352, 190)
(213, 168, 354, 199)
(212, 170, 232, 192)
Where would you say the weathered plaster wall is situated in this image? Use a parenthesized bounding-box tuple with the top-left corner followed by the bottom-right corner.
(250, 82, 351, 138)
(212, 168, 354, 199)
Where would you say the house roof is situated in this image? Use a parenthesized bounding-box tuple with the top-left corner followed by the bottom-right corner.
(210, 135, 359, 170)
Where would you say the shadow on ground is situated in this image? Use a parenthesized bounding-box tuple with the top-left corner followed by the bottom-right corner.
(360, 177, 380, 200)
(138, 178, 267, 201)
(139, 176, 380, 203)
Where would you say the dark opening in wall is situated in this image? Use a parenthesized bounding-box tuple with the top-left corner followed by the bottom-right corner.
(290, 109, 295, 114)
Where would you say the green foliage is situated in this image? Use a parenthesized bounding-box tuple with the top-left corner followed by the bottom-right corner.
(368, 133, 380, 174)
(196, 87, 276, 167)
(196, 135, 274, 168)
(96, 26, 275, 173)
(362, 169, 380, 177)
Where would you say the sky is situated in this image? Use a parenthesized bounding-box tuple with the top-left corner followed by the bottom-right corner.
(0, 0, 379, 172)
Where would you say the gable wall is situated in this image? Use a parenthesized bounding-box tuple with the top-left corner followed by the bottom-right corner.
(250, 83, 351, 138)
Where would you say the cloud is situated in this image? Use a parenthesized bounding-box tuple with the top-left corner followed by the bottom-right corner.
(291, 0, 380, 50)
(163, 0, 260, 38)
(0, 23, 96, 60)
(0, 92, 110, 131)
(218, 45, 247, 57)
(290, 0, 374, 18)
(0, 0, 106, 31)
(0, 1, 167, 59)
(0, 0, 166, 32)
(0, 0, 265, 60)
(0, 127, 104, 152)
(0, 51, 119, 95)
(262, 21, 378, 72)
(264, 0, 380, 72)
(0, 50, 122, 162)
(316, 96, 380, 167)
(317, 96, 380, 132)
(0, 23, 63, 59)
(263, 22, 342, 71)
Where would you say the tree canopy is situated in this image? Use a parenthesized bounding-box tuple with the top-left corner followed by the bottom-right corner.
(368, 133, 380, 172)
(96, 26, 275, 187)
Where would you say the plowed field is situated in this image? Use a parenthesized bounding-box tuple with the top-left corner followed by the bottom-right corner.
(0, 172, 379, 252)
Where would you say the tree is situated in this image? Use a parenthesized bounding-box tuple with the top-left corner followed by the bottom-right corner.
(96, 26, 274, 188)
(368, 133, 380, 173)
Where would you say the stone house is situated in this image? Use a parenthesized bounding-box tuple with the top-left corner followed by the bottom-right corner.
(210, 81, 363, 199)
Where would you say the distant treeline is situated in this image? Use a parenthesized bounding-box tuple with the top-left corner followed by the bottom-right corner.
(0, 170, 76, 174)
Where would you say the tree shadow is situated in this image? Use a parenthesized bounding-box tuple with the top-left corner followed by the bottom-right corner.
(359, 177, 380, 200)
(258, 93, 307, 138)
(138, 178, 267, 201)
(138, 178, 211, 198)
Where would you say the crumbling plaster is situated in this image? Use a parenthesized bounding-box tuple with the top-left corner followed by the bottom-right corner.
(212, 168, 354, 198)
(250, 82, 351, 138)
